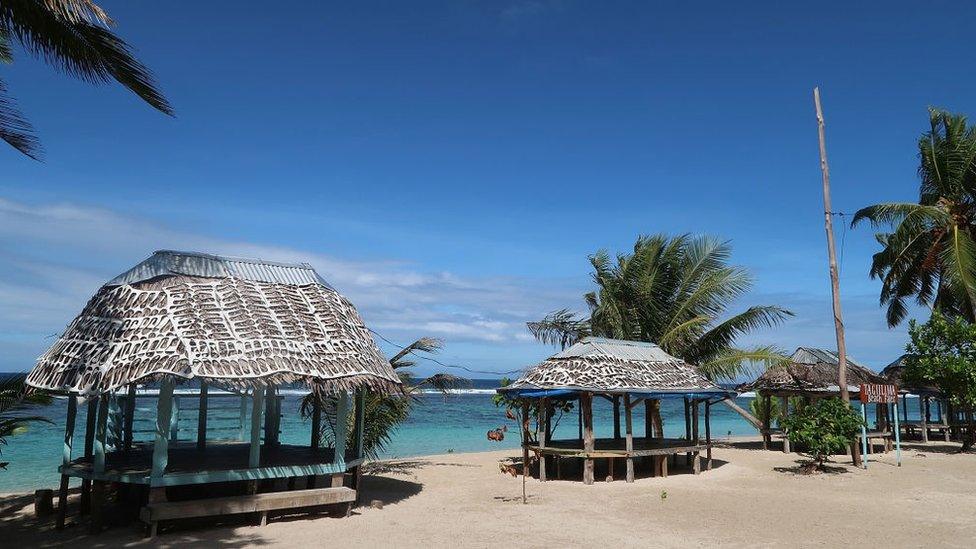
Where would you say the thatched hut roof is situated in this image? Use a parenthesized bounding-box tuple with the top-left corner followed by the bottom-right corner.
(26, 250, 401, 396)
(880, 355, 940, 395)
(737, 347, 884, 395)
(499, 337, 731, 398)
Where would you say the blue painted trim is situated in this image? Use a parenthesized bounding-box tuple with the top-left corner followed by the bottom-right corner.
(59, 457, 366, 487)
(500, 388, 736, 401)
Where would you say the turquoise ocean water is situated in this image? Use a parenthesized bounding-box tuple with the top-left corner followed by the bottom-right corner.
(0, 379, 911, 493)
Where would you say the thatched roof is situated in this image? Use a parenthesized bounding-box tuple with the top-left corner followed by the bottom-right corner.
(499, 337, 730, 397)
(880, 355, 940, 395)
(738, 347, 884, 395)
(26, 251, 401, 396)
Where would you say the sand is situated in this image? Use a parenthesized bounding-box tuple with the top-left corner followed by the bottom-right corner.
(2, 438, 974, 548)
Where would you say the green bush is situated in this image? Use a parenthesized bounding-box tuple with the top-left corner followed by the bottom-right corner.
(782, 398, 864, 470)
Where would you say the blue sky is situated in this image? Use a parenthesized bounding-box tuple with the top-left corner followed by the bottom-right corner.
(1, 1, 970, 376)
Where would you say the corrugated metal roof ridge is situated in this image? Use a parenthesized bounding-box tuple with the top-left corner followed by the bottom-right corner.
(555, 337, 681, 363)
(583, 337, 660, 348)
(792, 346, 868, 369)
(106, 250, 332, 288)
(154, 249, 315, 270)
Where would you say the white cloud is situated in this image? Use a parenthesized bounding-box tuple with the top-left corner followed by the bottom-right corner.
(0, 197, 581, 371)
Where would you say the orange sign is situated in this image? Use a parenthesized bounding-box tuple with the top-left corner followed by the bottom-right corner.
(860, 384, 898, 404)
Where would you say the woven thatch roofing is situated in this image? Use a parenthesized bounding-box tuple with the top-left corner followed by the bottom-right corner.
(737, 347, 884, 395)
(499, 337, 729, 396)
(26, 250, 401, 396)
(880, 355, 940, 395)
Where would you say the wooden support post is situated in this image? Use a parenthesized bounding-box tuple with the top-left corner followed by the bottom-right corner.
(521, 401, 530, 503)
(624, 394, 634, 483)
(56, 395, 77, 529)
(250, 388, 264, 468)
(311, 396, 322, 449)
(123, 385, 136, 452)
(941, 400, 951, 441)
(781, 397, 791, 453)
(80, 395, 97, 515)
(582, 392, 594, 485)
(539, 399, 548, 482)
(151, 379, 175, 484)
(264, 386, 278, 447)
(705, 401, 713, 470)
(89, 480, 105, 534)
(692, 399, 700, 474)
(334, 391, 350, 466)
(918, 395, 929, 442)
(93, 396, 109, 473)
(239, 395, 248, 441)
(353, 389, 366, 459)
(684, 397, 692, 465)
(644, 399, 653, 439)
(197, 380, 209, 450)
(613, 395, 621, 439)
(762, 393, 772, 450)
(902, 397, 908, 422)
(170, 396, 180, 443)
(577, 398, 583, 440)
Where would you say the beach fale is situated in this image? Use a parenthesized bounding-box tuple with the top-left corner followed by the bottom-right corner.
(737, 347, 892, 454)
(497, 337, 735, 484)
(23, 250, 402, 536)
(881, 355, 954, 442)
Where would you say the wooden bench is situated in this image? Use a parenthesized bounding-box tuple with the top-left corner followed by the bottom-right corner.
(140, 486, 356, 537)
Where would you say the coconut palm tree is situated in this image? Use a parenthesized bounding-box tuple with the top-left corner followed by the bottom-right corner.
(852, 109, 976, 327)
(528, 234, 792, 382)
(0, 0, 172, 159)
(301, 337, 466, 459)
(0, 373, 52, 470)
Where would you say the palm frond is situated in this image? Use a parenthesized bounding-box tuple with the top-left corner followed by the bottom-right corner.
(389, 337, 443, 369)
(0, 0, 173, 115)
(697, 345, 790, 382)
(0, 78, 41, 159)
(527, 309, 591, 349)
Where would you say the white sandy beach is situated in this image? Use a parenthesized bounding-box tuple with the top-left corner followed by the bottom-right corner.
(2, 439, 974, 548)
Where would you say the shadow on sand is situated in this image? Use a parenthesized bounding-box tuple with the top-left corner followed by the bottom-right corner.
(0, 469, 427, 546)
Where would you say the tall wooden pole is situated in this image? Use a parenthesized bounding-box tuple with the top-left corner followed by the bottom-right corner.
(814, 86, 850, 404)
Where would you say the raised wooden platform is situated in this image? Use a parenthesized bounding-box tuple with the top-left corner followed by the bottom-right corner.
(61, 442, 363, 487)
(140, 486, 356, 537)
(528, 437, 706, 458)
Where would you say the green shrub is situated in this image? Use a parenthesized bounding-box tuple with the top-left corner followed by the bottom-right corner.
(782, 398, 864, 470)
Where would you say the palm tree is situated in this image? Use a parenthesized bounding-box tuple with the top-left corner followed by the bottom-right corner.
(852, 109, 976, 327)
(0, 0, 172, 159)
(528, 234, 792, 381)
(301, 337, 466, 459)
(0, 373, 52, 470)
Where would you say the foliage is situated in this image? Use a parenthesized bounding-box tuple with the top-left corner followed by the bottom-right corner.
(491, 377, 573, 443)
(0, 373, 52, 470)
(852, 109, 976, 326)
(782, 398, 864, 470)
(300, 337, 467, 459)
(0, 0, 172, 159)
(528, 234, 792, 381)
(904, 311, 976, 450)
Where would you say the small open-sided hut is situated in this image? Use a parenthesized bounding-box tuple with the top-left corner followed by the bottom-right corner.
(25, 250, 402, 536)
(738, 347, 887, 453)
(497, 337, 735, 485)
(881, 355, 951, 442)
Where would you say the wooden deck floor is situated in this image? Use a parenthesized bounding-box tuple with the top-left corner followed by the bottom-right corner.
(528, 437, 706, 458)
(62, 442, 359, 485)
